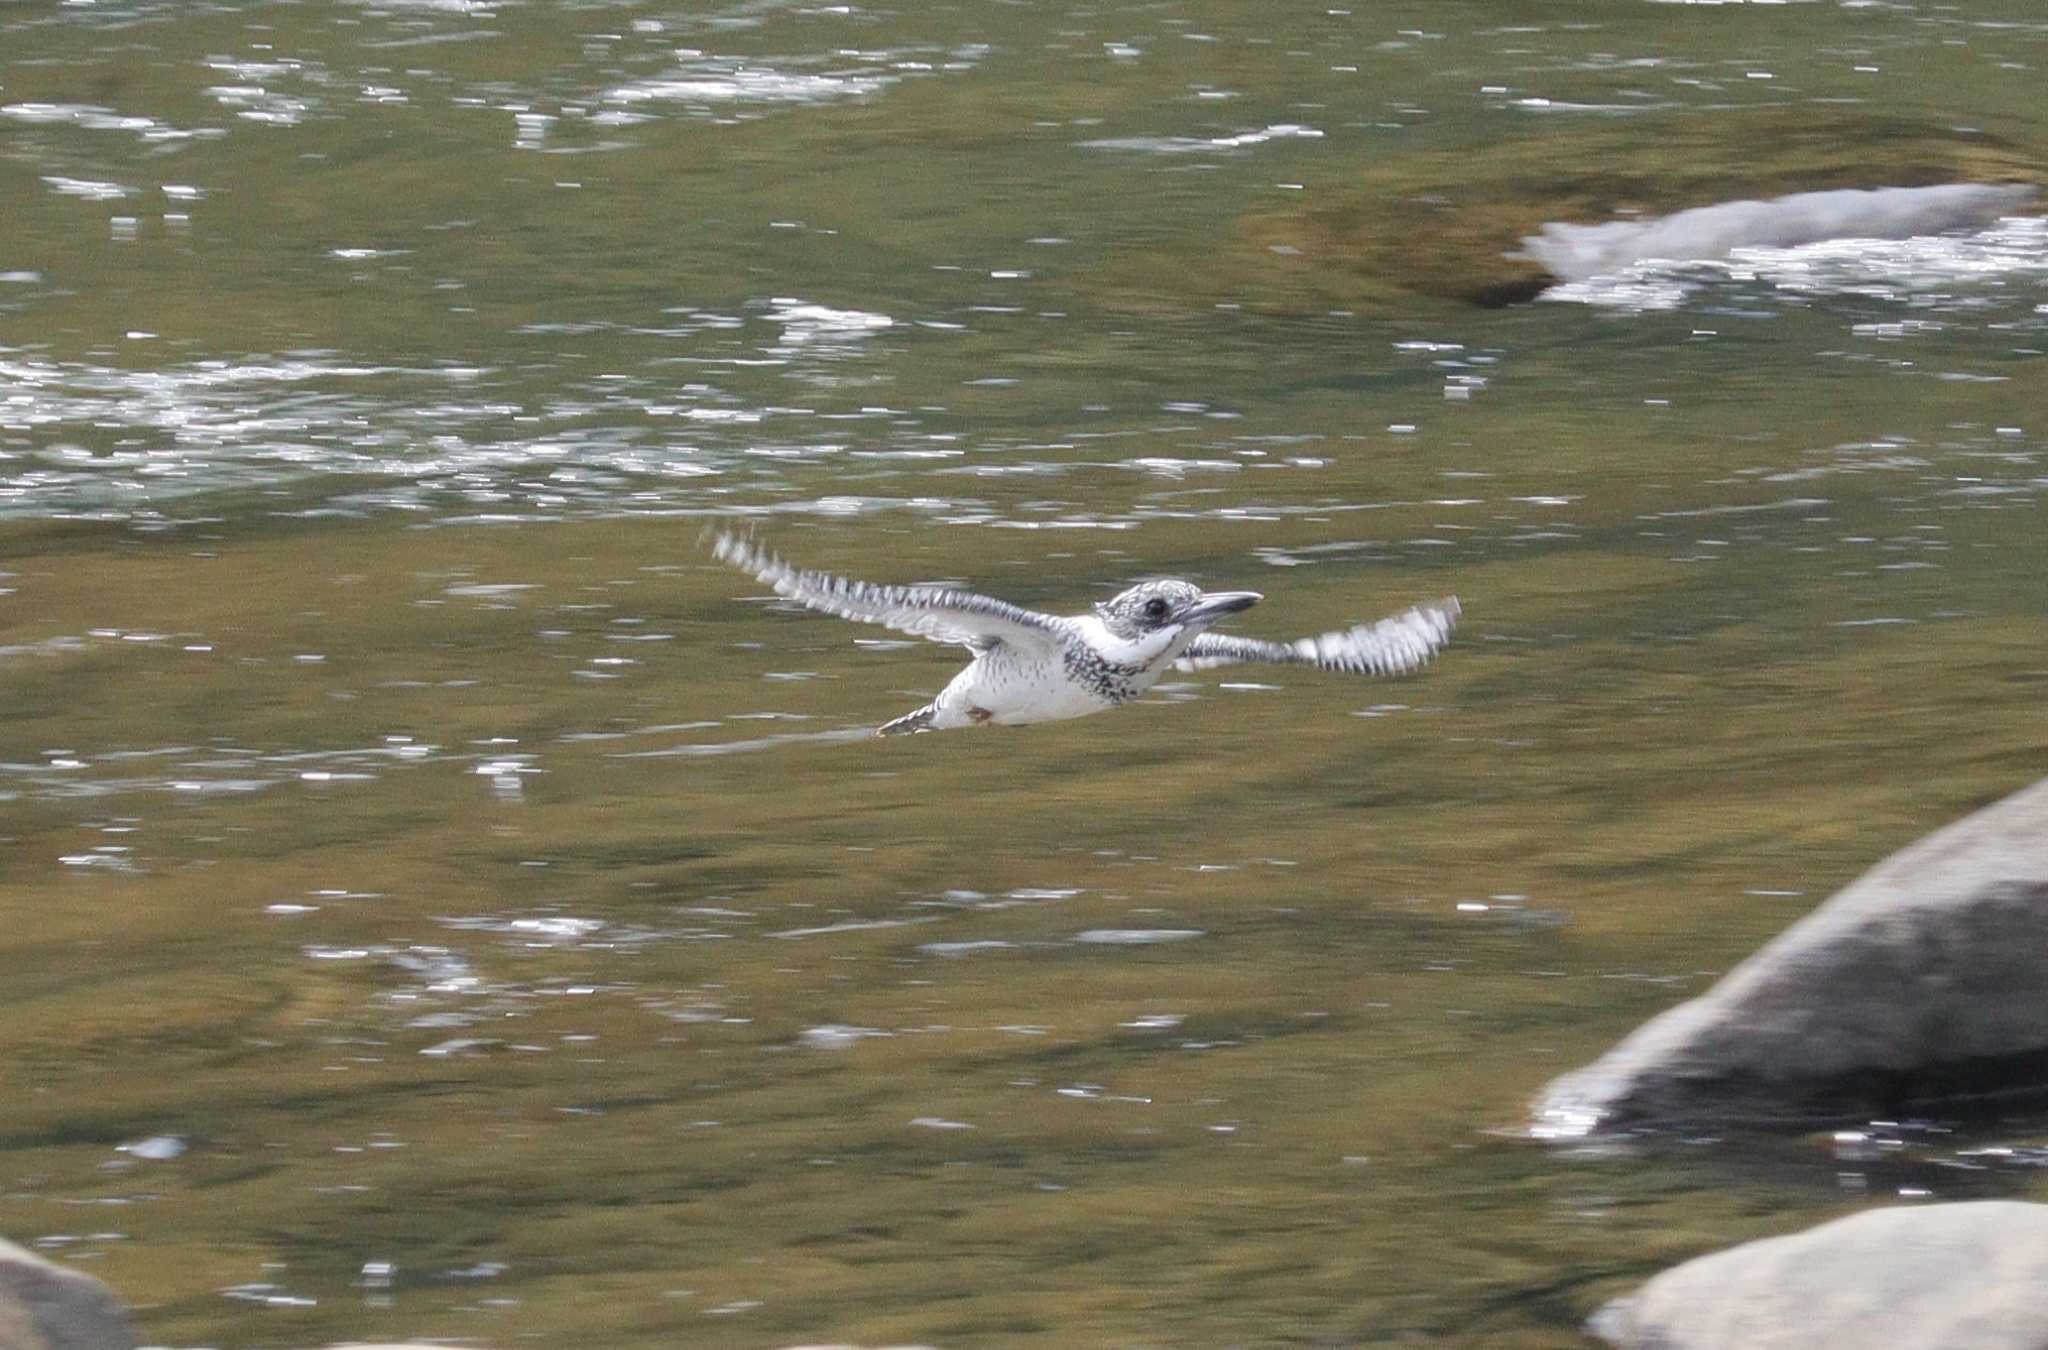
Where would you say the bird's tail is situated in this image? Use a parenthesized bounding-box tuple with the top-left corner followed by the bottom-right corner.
(876, 703, 938, 737)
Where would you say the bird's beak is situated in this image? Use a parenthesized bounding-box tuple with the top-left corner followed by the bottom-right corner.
(1183, 591, 1262, 623)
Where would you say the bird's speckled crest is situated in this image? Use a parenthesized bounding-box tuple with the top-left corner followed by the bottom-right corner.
(1093, 579, 1207, 640)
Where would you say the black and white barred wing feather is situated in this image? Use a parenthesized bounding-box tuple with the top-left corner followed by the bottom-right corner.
(1175, 597, 1460, 675)
(710, 531, 1071, 654)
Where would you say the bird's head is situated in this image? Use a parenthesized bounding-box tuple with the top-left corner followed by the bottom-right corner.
(1093, 579, 1262, 652)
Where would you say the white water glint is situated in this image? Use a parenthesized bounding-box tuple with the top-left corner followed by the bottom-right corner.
(0, 737, 448, 803)
(0, 353, 722, 517)
(1532, 192, 2048, 312)
(1523, 184, 2036, 282)
(798, 1024, 889, 1050)
(767, 299, 895, 355)
(1081, 123, 1323, 154)
(40, 176, 135, 202)
(605, 56, 894, 109)
(118, 1135, 187, 1161)
(0, 102, 218, 143)
(1072, 929, 1204, 945)
(440, 915, 608, 944)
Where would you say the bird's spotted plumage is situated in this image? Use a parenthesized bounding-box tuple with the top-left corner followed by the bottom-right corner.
(1061, 640, 1147, 706)
(1093, 578, 1205, 641)
(709, 531, 1459, 735)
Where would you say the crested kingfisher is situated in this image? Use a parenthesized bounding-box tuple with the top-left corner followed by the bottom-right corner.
(710, 531, 1460, 735)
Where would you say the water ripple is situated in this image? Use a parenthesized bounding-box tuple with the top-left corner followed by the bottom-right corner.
(0, 101, 219, 142)
(606, 56, 895, 109)
(1081, 123, 1324, 154)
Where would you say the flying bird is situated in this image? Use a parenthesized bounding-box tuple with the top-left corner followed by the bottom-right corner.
(709, 531, 1460, 736)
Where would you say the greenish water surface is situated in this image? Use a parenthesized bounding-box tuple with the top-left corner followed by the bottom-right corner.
(3, 1, 2047, 1346)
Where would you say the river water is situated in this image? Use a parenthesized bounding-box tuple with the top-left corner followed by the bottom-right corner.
(3, 1, 2046, 1346)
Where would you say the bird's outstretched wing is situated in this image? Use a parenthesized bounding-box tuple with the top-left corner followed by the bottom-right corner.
(709, 531, 1072, 653)
(1174, 597, 1461, 675)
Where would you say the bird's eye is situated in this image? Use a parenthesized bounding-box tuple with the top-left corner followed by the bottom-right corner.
(1142, 597, 1170, 620)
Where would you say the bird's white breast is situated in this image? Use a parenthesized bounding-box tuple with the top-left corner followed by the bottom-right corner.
(940, 643, 1112, 725)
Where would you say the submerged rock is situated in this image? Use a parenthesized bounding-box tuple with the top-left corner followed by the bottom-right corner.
(1125, 107, 2041, 313)
(1533, 777, 2048, 1137)
(0, 1236, 135, 1350)
(1589, 1201, 2048, 1350)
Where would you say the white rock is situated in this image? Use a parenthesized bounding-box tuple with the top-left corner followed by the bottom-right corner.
(1590, 1201, 2048, 1350)
(0, 1236, 134, 1350)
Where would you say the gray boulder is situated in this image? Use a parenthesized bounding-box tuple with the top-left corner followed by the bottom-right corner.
(0, 1237, 134, 1350)
(1534, 777, 2048, 1136)
(1590, 1201, 2048, 1350)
